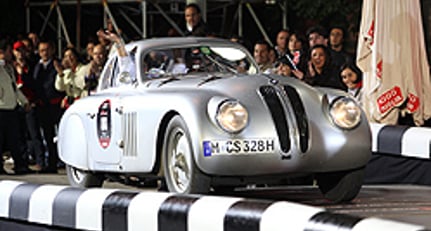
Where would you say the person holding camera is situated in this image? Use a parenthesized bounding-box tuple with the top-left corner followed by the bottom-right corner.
(291, 44, 345, 90)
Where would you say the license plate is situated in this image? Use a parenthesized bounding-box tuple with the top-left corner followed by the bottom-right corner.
(203, 138, 275, 156)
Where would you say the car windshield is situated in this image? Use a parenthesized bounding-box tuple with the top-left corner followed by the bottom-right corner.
(142, 45, 257, 79)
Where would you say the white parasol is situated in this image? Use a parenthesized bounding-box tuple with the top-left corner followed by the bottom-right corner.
(356, 0, 431, 125)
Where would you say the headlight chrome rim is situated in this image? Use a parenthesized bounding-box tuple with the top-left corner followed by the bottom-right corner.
(216, 100, 248, 133)
(329, 97, 361, 129)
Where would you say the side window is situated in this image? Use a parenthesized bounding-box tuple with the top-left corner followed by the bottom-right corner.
(142, 49, 176, 79)
(99, 57, 118, 90)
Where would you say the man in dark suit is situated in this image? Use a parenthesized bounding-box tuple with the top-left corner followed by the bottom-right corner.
(32, 39, 65, 173)
(184, 3, 211, 37)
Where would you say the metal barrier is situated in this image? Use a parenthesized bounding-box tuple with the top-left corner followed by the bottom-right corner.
(370, 123, 431, 159)
(0, 180, 427, 231)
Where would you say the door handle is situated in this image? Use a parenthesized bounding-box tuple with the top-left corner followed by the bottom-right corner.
(86, 113, 96, 119)
(115, 106, 123, 115)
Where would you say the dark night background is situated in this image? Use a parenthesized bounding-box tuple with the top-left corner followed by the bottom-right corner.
(0, 0, 26, 36)
(0, 0, 362, 51)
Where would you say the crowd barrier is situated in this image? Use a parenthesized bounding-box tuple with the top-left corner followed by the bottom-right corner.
(370, 123, 431, 159)
(0, 180, 428, 231)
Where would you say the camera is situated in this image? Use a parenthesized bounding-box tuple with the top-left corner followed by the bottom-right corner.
(276, 54, 298, 70)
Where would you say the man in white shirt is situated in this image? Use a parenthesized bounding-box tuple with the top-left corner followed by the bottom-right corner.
(249, 40, 274, 74)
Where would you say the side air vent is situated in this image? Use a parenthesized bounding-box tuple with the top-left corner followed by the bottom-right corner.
(283, 85, 309, 153)
(122, 112, 138, 157)
(259, 86, 290, 153)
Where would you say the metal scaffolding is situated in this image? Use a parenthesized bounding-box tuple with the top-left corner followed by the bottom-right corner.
(26, 0, 289, 52)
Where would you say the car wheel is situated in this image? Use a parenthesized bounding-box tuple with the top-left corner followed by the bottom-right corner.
(162, 115, 210, 194)
(315, 167, 364, 203)
(66, 165, 104, 188)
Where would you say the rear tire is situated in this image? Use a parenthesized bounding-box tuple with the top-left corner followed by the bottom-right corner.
(66, 165, 104, 188)
(315, 167, 364, 203)
(162, 115, 210, 194)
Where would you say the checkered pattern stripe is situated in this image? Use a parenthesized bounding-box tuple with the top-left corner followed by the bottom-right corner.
(370, 123, 431, 159)
(0, 180, 426, 231)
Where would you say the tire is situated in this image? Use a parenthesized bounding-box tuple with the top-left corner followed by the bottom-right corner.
(66, 164, 104, 188)
(162, 115, 210, 194)
(315, 167, 364, 203)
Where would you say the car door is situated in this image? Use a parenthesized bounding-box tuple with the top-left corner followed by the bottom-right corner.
(87, 56, 128, 165)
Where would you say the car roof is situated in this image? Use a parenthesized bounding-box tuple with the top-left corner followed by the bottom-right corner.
(125, 36, 246, 53)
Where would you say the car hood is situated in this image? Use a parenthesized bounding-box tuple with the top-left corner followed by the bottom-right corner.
(142, 73, 328, 99)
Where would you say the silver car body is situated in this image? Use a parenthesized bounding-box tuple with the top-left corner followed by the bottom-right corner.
(58, 37, 371, 191)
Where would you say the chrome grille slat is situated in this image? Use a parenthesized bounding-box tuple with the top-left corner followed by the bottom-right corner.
(122, 112, 137, 157)
(283, 85, 309, 153)
(259, 86, 291, 153)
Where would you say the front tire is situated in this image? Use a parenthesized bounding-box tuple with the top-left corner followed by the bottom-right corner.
(66, 165, 104, 188)
(315, 167, 364, 203)
(162, 115, 210, 194)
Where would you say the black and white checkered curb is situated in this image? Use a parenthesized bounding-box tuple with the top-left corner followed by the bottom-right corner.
(370, 123, 431, 159)
(0, 180, 427, 231)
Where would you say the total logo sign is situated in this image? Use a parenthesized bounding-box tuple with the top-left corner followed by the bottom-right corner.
(376, 86, 403, 114)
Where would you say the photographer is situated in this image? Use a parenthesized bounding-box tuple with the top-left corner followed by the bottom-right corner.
(274, 54, 297, 77)
(275, 62, 292, 77)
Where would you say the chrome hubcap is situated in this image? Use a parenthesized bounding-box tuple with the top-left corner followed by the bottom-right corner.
(70, 166, 85, 183)
(168, 128, 191, 193)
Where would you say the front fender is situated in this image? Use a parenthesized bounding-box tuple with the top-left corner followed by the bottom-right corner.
(58, 113, 89, 170)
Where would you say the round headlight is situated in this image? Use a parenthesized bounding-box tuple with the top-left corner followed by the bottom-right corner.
(329, 97, 361, 129)
(216, 100, 248, 133)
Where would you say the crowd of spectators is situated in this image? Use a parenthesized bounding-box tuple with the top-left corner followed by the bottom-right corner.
(0, 29, 109, 175)
(0, 3, 363, 175)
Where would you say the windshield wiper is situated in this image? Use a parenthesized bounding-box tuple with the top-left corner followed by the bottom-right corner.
(158, 76, 180, 87)
(198, 74, 222, 86)
(205, 54, 238, 74)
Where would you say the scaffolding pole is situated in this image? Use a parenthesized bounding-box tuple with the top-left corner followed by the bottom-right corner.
(102, 0, 126, 45)
(281, 0, 287, 29)
(151, 2, 185, 36)
(238, 2, 242, 37)
(57, 12, 62, 58)
(141, 0, 147, 38)
(76, 0, 81, 48)
(25, 0, 31, 33)
(245, 2, 273, 47)
(119, 8, 142, 38)
(39, 1, 56, 36)
(56, 3, 72, 45)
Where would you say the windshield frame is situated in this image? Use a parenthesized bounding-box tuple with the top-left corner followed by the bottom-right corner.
(139, 42, 258, 81)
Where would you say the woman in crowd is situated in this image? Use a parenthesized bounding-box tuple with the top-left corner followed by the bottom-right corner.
(274, 31, 307, 78)
(340, 61, 363, 105)
(54, 47, 86, 109)
(287, 31, 307, 74)
(292, 44, 345, 90)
